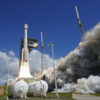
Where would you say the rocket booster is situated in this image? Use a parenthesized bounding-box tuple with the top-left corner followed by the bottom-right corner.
(23, 24, 29, 62)
(75, 5, 82, 27)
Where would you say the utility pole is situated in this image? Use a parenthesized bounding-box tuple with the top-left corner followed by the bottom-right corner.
(41, 32, 46, 75)
(41, 32, 44, 74)
(48, 43, 59, 98)
(6, 62, 10, 94)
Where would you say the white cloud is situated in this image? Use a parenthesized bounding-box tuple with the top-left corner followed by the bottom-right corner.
(29, 50, 59, 74)
(8, 51, 15, 57)
(0, 50, 59, 85)
(0, 51, 19, 85)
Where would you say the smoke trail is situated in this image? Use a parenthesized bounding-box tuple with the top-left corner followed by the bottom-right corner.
(44, 23, 100, 88)
(55, 23, 100, 83)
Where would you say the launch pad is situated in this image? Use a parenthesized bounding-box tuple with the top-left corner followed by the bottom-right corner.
(16, 78, 34, 83)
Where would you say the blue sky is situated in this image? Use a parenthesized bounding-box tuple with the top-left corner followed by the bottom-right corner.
(0, 0, 100, 58)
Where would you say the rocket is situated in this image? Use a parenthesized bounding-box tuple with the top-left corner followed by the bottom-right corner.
(17, 24, 33, 78)
(23, 24, 29, 62)
(75, 5, 83, 27)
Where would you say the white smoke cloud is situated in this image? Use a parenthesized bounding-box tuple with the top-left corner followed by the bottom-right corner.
(76, 75, 100, 94)
(0, 50, 58, 85)
(57, 83, 76, 93)
(57, 75, 100, 94)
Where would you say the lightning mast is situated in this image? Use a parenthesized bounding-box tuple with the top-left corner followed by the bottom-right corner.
(41, 32, 45, 74)
(75, 5, 84, 37)
(48, 43, 59, 98)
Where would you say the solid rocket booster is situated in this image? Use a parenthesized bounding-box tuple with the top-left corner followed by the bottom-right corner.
(23, 24, 28, 62)
(75, 5, 82, 27)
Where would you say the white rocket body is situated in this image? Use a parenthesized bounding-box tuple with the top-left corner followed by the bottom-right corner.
(23, 24, 28, 62)
(75, 5, 83, 27)
(11, 80, 28, 99)
(75, 5, 80, 19)
(28, 80, 48, 97)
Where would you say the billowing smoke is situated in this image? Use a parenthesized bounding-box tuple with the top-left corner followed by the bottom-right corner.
(56, 23, 100, 83)
(58, 75, 100, 94)
(76, 75, 100, 94)
(44, 23, 100, 91)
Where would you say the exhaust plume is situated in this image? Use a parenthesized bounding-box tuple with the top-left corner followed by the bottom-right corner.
(43, 23, 100, 90)
(55, 23, 100, 83)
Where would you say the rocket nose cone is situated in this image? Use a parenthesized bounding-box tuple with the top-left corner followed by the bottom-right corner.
(24, 24, 28, 29)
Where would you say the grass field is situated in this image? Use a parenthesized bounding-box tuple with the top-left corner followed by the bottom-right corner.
(91, 93, 100, 97)
(0, 92, 75, 100)
(24, 93, 75, 100)
(0, 86, 12, 100)
(0, 86, 75, 100)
